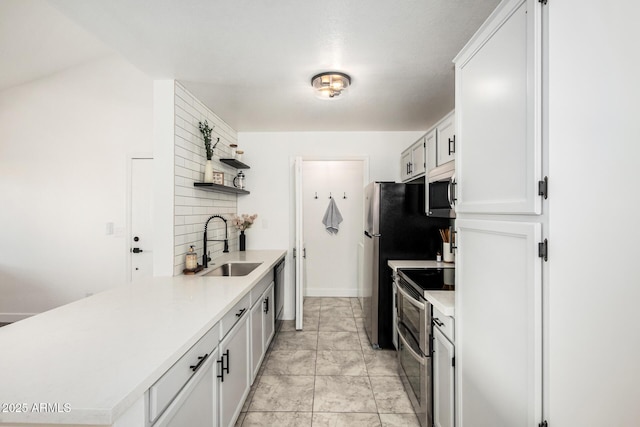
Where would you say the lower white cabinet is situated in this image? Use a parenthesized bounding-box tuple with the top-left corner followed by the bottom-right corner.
(433, 326, 455, 427)
(153, 347, 218, 427)
(456, 219, 542, 427)
(250, 294, 265, 383)
(263, 284, 275, 349)
(218, 311, 250, 427)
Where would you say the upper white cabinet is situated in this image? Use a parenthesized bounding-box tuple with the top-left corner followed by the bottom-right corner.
(455, 219, 542, 427)
(436, 111, 456, 167)
(426, 129, 437, 173)
(454, 0, 543, 214)
(400, 137, 426, 182)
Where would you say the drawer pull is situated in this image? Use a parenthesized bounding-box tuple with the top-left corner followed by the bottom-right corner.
(433, 318, 445, 327)
(236, 308, 247, 317)
(189, 353, 209, 372)
(263, 297, 269, 313)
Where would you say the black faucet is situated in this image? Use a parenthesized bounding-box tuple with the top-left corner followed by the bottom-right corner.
(203, 215, 229, 268)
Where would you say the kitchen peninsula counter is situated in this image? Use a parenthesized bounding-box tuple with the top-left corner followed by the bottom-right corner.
(0, 250, 286, 426)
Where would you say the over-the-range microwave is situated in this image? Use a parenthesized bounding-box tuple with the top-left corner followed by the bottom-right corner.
(426, 161, 455, 219)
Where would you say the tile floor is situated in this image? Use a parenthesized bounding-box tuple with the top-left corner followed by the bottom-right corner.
(235, 297, 420, 427)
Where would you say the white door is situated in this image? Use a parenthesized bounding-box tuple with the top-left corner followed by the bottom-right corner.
(130, 158, 154, 282)
(456, 219, 542, 427)
(454, 0, 542, 214)
(294, 157, 305, 330)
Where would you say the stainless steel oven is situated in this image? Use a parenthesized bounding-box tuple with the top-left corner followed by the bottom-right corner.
(397, 274, 432, 427)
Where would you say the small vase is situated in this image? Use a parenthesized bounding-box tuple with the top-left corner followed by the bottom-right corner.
(204, 159, 214, 183)
(239, 230, 246, 251)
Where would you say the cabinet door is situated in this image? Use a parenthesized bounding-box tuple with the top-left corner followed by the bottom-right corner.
(433, 328, 455, 427)
(454, 0, 542, 214)
(456, 219, 542, 427)
(426, 129, 437, 173)
(250, 299, 264, 384)
(263, 284, 275, 349)
(411, 138, 426, 177)
(400, 150, 412, 182)
(436, 113, 456, 166)
(153, 347, 218, 427)
(219, 314, 250, 427)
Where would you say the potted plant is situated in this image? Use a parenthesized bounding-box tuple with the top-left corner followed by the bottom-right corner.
(231, 213, 258, 251)
(198, 120, 220, 183)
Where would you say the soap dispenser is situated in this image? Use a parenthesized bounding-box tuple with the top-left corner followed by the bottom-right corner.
(185, 245, 198, 270)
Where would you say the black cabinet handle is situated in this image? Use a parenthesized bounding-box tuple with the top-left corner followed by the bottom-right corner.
(224, 349, 230, 374)
(131, 247, 143, 253)
(449, 135, 456, 155)
(189, 353, 209, 372)
(433, 318, 444, 327)
(264, 297, 269, 313)
(217, 355, 224, 382)
(236, 308, 246, 317)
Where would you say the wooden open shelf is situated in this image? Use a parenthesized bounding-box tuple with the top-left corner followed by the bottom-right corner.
(193, 183, 250, 195)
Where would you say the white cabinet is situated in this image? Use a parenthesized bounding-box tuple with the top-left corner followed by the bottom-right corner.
(454, 0, 543, 215)
(263, 283, 275, 349)
(250, 296, 264, 383)
(436, 112, 456, 167)
(433, 327, 455, 427)
(152, 347, 218, 427)
(148, 323, 220, 427)
(250, 279, 275, 384)
(426, 129, 437, 173)
(400, 137, 426, 182)
(219, 308, 250, 427)
(455, 219, 542, 427)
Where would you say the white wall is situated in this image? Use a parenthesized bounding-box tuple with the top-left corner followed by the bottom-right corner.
(236, 131, 424, 319)
(548, 1, 640, 425)
(0, 56, 153, 320)
(302, 160, 364, 297)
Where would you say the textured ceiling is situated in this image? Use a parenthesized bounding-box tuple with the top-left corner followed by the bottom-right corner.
(5, 0, 501, 131)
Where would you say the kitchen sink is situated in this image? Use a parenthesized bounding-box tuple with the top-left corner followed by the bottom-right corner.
(203, 262, 263, 277)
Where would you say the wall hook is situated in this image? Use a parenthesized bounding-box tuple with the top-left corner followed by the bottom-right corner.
(329, 192, 332, 199)
(343, 192, 347, 199)
(314, 192, 318, 199)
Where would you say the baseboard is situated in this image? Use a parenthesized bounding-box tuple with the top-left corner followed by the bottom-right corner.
(305, 288, 358, 297)
(0, 313, 35, 323)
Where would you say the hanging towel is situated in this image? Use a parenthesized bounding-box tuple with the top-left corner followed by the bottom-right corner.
(322, 198, 343, 234)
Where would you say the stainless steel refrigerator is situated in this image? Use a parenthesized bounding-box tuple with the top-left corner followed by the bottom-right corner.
(361, 181, 450, 349)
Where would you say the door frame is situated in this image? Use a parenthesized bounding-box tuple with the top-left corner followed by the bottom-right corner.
(292, 155, 370, 329)
(127, 153, 153, 282)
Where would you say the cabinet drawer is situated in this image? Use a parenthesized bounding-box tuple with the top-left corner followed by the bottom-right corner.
(149, 323, 220, 423)
(250, 274, 272, 307)
(432, 306, 454, 342)
(220, 293, 250, 338)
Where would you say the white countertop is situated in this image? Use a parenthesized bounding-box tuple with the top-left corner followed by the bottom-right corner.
(388, 259, 455, 317)
(0, 250, 286, 426)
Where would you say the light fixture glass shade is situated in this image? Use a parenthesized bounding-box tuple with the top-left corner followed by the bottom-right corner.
(311, 72, 351, 99)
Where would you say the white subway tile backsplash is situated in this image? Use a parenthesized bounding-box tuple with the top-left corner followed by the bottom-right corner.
(173, 82, 239, 274)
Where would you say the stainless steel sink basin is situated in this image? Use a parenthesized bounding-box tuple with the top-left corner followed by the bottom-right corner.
(203, 262, 263, 277)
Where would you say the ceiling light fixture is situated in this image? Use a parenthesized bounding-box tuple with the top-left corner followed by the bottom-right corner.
(311, 72, 351, 99)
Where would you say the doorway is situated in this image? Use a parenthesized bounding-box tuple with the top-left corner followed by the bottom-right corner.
(129, 157, 154, 282)
(294, 157, 369, 329)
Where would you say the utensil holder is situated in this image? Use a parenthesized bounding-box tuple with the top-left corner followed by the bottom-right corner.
(443, 242, 455, 263)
